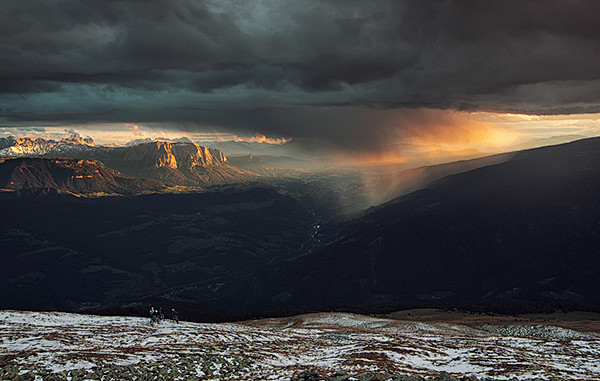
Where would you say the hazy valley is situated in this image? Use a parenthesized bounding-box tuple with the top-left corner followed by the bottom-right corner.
(1, 136, 599, 314)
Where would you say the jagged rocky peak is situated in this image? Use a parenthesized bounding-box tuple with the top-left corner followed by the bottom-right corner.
(0, 135, 95, 156)
(0, 137, 57, 155)
(131, 140, 227, 169)
(61, 134, 95, 146)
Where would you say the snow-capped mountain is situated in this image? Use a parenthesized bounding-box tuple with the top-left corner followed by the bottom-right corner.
(0, 135, 94, 157)
(126, 136, 193, 146)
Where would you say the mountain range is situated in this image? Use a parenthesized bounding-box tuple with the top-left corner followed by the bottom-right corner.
(0, 157, 164, 196)
(67, 141, 258, 186)
(0, 135, 94, 156)
(0, 137, 264, 187)
(0, 137, 599, 315)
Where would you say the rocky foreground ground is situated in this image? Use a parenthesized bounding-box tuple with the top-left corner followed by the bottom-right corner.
(0, 364, 573, 381)
(1, 311, 598, 380)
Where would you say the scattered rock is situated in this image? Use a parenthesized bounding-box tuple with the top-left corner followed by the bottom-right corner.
(287, 371, 566, 381)
(0, 362, 569, 381)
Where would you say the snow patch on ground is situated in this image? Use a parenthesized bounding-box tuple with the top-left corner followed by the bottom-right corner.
(1, 310, 599, 380)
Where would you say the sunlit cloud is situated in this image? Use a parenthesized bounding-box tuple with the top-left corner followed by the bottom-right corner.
(0, 123, 292, 147)
(363, 109, 600, 168)
(231, 133, 291, 144)
(471, 112, 600, 139)
(126, 124, 143, 137)
(398, 111, 525, 152)
(330, 109, 526, 168)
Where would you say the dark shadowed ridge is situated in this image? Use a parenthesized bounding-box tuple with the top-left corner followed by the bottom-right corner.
(0, 157, 165, 195)
(230, 138, 600, 310)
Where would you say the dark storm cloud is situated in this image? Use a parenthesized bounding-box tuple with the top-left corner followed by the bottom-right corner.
(1, 0, 600, 146)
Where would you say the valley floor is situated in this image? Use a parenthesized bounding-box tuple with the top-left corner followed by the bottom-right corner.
(1, 310, 599, 380)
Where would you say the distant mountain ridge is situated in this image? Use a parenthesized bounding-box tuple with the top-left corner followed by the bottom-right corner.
(93, 141, 227, 170)
(75, 141, 255, 186)
(0, 135, 94, 156)
(0, 157, 165, 195)
(0, 137, 260, 186)
(1, 138, 600, 314)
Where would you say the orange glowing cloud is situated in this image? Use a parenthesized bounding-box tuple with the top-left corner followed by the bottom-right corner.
(197, 132, 290, 144)
(337, 108, 527, 168)
(397, 109, 524, 152)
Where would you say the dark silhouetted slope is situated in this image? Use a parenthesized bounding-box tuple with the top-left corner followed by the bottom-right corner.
(236, 138, 600, 310)
(366, 152, 515, 205)
(0, 184, 315, 311)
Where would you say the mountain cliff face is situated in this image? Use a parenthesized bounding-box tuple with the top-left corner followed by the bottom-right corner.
(0, 157, 164, 195)
(87, 141, 251, 186)
(110, 141, 227, 170)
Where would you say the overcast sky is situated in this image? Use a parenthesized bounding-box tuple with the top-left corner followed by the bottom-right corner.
(1, 0, 600, 151)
